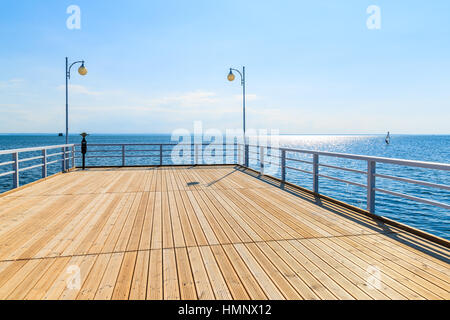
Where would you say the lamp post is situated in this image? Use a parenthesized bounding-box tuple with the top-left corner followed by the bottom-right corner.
(227, 66, 247, 165)
(227, 66, 246, 136)
(65, 57, 88, 145)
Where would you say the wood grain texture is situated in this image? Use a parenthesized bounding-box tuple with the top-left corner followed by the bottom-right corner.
(0, 166, 448, 300)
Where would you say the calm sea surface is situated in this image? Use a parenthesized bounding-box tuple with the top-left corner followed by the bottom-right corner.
(0, 134, 449, 239)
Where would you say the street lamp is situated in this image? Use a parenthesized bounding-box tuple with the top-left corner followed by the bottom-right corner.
(227, 66, 248, 166)
(65, 57, 87, 145)
(227, 67, 246, 139)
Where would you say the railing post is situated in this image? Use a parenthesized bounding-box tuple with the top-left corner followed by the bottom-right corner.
(367, 160, 376, 213)
(122, 145, 125, 167)
(160, 144, 163, 166)
(244, 144, 249, 167)
(281, 149, 286, 182)
(313, 154, 319, 194)
(195, 144, 199, 165)
(223, 141, 226, 164)
(12, 152, 19, 188)
(66, 146, 70, 170)
(42, 149, 47, 178)
(61, 147, 66, 172)
(260, 146, 264, 175)
(237, 143, 241, 165)
(71, 145, 75, 169)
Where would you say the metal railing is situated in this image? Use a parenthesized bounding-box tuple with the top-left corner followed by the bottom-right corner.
(1, 142, 448, 218)
(74, 143, 240, 166)
(243, 144, 450, 214)
(0, 144, 75, 190)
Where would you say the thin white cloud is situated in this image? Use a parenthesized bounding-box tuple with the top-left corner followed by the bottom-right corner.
(57, 84, 104, 96)
(145, 91, 219, 107)
(234, 93, 258, 102)
(0, 78, 25, 89)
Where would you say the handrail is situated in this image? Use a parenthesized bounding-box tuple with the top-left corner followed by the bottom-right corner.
(75, 143, 239, 167)
(244, 143, 449, 214)
(0, 144, 75, 155)
(0, 144, 75, 191)
(2, 142, 448, 222)
(246, 144, 450, 171)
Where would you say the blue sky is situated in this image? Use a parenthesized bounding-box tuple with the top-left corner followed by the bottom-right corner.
(0, 0, 449, 134)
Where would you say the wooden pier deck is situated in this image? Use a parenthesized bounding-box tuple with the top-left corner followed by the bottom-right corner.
(0, 166, 448, 300)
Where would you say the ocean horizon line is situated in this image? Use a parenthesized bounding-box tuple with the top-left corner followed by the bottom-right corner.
(0, 133, 449, 136)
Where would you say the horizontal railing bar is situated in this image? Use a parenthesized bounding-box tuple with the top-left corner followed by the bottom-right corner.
(319, 163, 367, 175)
(0, 144, 74, 155)
(0, 161, 14, 167)
(286, 157, 313, 165)
(0, 170, 14, 177)
(244, 144, 450, 171)
(285, 166, 313, 175)
(19, 163, 44, 172)
(47, 152, 64, 157)
(18, 155, 44, 163)
(263, 160, 281, 167)
(46, 159, 60, 165)
(78, 150, 125, 153)
(122, 155, 161, 158)
(76, 150, 164, 154)
(74, 143, 234, 147)
(374, 173, 450, 191)
(80, 156, 123, 159)
(374, 188, 450, 210)
(123, 150, 162, 153)
(318, 174, 366, 188)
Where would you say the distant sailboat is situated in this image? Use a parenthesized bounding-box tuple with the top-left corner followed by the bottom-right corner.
(385, 131, 390, 145)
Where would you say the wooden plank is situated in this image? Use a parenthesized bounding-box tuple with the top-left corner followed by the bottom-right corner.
(187, 246, 215, 300)
(173, 190, 197, 247)
(266, 241, 337, 300)
(25, 257, 71, 300)
(279, 240, 354, 300)
(210, 245, 250, 300)
(138, 191, 156, 251)
(112, 251, 138, 300)
(126, 192, 150, 251)
(59, 254, 97, 300)
(94, 252, 124, 300)
(163, 248, 180, 300)
(175, 247, 197, 300)
(221, 244, 267, 300)
(179, 190, 209, 246)
(151, 192, 163, 249)
(256, 242, 319, 300)
(168, 191, 185, 248)
(147, 249, 163, 300)
(233, 243, 284, 300)
(129, 250, 150, 300)
(199, 246, 232, 300)
(245, 243, 302, 299)
(77, 253, 112, 300)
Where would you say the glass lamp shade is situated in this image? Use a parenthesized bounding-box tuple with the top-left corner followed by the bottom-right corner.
(227, 72, 235, 81)
(78, 65, 88, 76)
